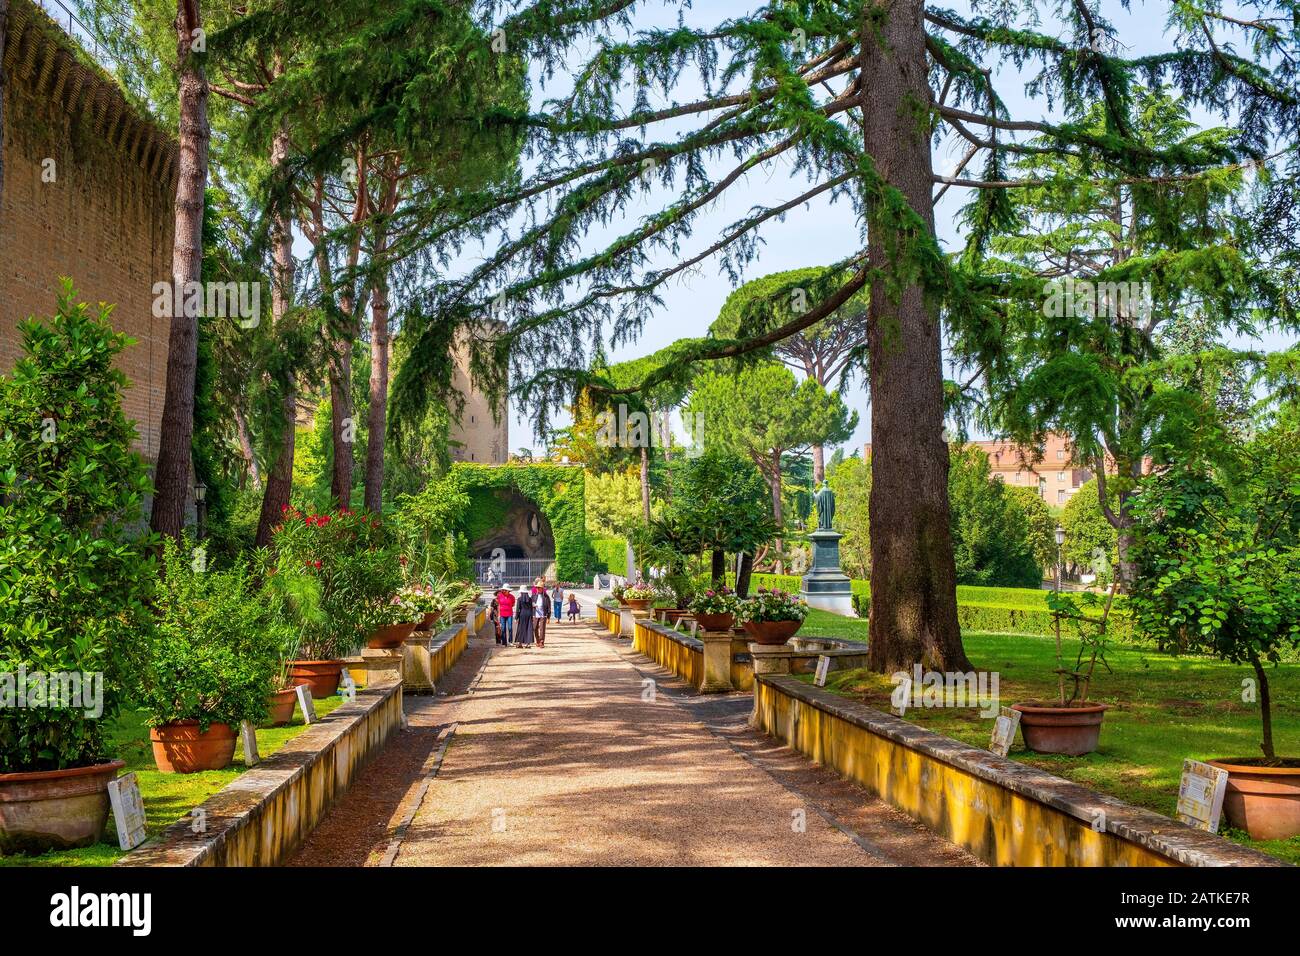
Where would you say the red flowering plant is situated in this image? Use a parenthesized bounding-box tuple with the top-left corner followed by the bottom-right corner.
(269, 506, 403, 659)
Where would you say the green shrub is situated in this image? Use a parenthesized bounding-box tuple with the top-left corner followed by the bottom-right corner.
(591, 537, 627, 576)
(0, 284, 158, 772)
(269, 507, 402, 658)
(139, 538, 282, 730)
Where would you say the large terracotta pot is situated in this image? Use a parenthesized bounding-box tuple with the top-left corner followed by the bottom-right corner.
(414, 611, 442, 632)
(0, 760, 125, 855)
(265, 688, 298, 727)
(1012, 702, 1109, 756)
(150, 721, 236, 774)
(625, 598, 651, 611)
(289, 659, 345, 698)
(695, 612, 735, 632)
(662, 609, 690, 624)
(1207, 759, 1300, 841)
(743, 619, 803, 645)
(367, 621, 416, 649)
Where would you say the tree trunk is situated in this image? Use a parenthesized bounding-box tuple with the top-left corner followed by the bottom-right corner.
(234, 406, 261, 489)
(253, 123, 297, 547)
(861, 0, 970, 673)
(710, 549, 725, 588)
(769, 449, 785, 575)
(736, 551, 754, 598)
(363, 274, 390, 513)
(639, 445, 651, 521)
(1250, 651, 1275, 762)
(812, 442, 826, 483)
(149, 2, 210, 541)
(328, 341, 354, 507)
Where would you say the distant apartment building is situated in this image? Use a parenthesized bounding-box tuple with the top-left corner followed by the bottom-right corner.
(862, 433, 1095, 507)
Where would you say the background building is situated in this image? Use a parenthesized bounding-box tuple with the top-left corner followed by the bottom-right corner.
(447, 327, 508, 464)
(1, 0, 177, 460)
(863, 433, 1095, 507)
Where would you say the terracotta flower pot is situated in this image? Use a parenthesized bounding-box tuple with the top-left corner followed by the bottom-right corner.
(150, 721, 236, 774)
(289, 659, 345, 698)
(625, 598, 651, 610)
(413, 611, 442, 632)
(1011, 702, 1109, 756)
(367, 621, 416, 649)
(0, 760, 125, 855)
(1207, 758, 1300, 841)
(743, 619, 803, 645)
(695, 612, 735, 632)
(662, 609, 689, 623)
(265, 688, 298, 727)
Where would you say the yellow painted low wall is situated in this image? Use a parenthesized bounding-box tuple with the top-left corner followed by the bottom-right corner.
(117, 681, 403, 867)
(633, 620, 703, 689)
(596, 604, 621, 637)
(752, 676, 1282, 867)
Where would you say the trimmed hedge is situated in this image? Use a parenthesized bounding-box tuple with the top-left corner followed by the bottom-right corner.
(591, 536, 627, 576)
(745, 572, 1132, 640)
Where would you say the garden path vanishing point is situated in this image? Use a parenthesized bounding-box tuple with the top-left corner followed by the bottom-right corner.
(291, 616, 978, 867)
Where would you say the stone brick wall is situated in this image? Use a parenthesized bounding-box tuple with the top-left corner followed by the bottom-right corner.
(1, 0, 176, 460)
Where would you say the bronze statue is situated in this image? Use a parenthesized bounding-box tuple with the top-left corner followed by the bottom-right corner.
(814, 479, 835, 531)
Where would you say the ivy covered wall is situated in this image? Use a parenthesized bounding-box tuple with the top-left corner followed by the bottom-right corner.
(452, 462, 595, 582)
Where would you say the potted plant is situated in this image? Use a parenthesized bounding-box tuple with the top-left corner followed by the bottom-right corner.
(689, 585, 740, 632)
(622, 583, 657, 610)
(365, 598, 419, 649)
(0, 286, 155, 852)
(1130, 433, 1300, 839)
(259, 562, 325, 726)
(1011, 588, 1115, 756)
(611, 581, 629, 606)
(737, 587, 809, 644)
(272, 507, 402, 695)
(142, 538, 281, 773)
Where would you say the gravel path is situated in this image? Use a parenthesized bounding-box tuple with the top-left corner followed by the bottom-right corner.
(390, 619, 978, 867)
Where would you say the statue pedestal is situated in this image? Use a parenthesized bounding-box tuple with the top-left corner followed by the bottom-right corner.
(801, 528, 856, 617)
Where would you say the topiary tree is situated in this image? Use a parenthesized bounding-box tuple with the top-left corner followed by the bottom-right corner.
(0, 283, 158, 772)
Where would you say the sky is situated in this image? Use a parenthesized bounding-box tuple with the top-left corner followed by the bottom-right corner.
(480, 0, 1297, 456)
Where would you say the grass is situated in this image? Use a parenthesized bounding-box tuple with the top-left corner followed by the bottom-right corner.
(794, 616, 1300, 864)
(1, 695, 345, 867)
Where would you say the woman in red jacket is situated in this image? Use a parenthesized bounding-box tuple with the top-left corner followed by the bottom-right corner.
(495, 588, 515, 645)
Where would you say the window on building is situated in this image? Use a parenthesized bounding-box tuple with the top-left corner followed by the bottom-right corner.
(1058, 471, 1066, 482)
(1058, 489, 1067, 504)
(1056, 449, 1065, 460)
(1038, 477, 1047, 495)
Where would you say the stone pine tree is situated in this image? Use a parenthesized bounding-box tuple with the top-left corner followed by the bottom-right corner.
(710, 266, 869, 482)
(150, 0, 211, 541)
(686, 362, 856, 574)
(248, 0, 1296, 673)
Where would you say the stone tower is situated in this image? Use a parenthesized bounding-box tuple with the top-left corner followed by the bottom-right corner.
(448, 326, 508, 464)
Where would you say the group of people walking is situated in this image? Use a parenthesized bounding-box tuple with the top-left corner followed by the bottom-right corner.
(489, 581, 581, 648)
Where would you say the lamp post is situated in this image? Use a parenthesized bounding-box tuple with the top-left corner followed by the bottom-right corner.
(1054, 525, 1065, 592)
(195, 482, 207, 543)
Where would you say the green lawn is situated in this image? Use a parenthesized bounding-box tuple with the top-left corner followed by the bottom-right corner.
(796, 613, 1300, 863)
(1, 695, 344, 867)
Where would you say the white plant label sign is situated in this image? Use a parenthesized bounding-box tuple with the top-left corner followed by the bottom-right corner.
(107, 772, 147, 851)
(688, 620, 699, 638)
(989, 707, 1021, 758)
(813, 655, 831, 687)
(240, 720, 260, 767)
(1176, 759, 1229, 833)
(891, 677, 912, 717)
(295, 684, 317, 724)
